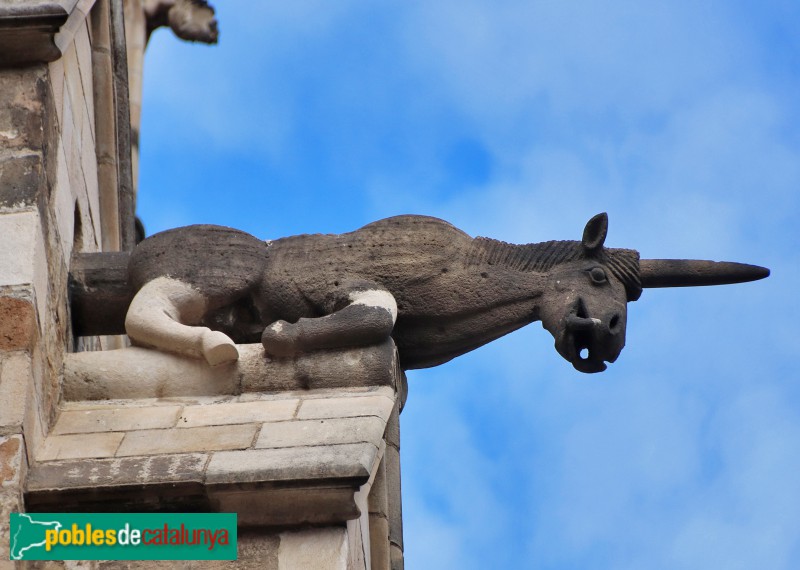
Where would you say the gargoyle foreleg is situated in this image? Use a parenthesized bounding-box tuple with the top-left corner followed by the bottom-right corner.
(261, 288, 398, 357)
(125, 277, 239, 365)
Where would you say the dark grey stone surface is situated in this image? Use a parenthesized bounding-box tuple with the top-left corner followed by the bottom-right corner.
(72, 213, 770, 373)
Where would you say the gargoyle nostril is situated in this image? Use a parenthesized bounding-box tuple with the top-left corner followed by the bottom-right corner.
(610, 314, 620, 330)
(575, 298, 588, 319)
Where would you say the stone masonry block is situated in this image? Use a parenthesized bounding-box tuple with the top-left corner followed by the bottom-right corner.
(278, 527, 349, 570)
(369, 515, 391, 570)
(116, 424, 258, 457)
(52, 143, 77, 260)
(390, 543, 404, 570)
(0, 435, 24, 487)
(0, 67, 46, 152)
(22, 382, 46, 465)
(52, 405, 182, 435)
(26, 453, 209, 492)
(236, 386, 378, 403)
(385, 444, 403, 552)
(37, 432, 123, 461)
(0, 211, 43, 287)
(0, 352, 31, 433)
(0, 153, 42, 210)
(297, 391, 395, 422)
(48, 56, 65, 125)
(206, 443, 379, 485)
(178, 399, 298, 429)
(74, 22, 95, 141)
(368, 456, 388, 516)
(255, 416, 386, 450)
(63, 41, 84, 150)
(385, 404, 400, 450)
(236, 531, 280, 569)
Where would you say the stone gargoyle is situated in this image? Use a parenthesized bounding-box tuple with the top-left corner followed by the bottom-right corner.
(144, 0, 218, 45)
(112, 213, 769, 373)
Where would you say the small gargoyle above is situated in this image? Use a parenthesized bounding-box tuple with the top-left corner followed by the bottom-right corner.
(144, 0, 218, 45)
(115, 213, 769, 373)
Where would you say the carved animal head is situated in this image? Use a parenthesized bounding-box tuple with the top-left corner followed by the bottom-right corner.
(168, 0, 218, 44)
(538, 214, 637, 373)
(538, 213, 769, 373)
(145, 0, 219, 45)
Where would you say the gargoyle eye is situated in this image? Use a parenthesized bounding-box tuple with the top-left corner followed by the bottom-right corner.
(589, 267, 607, 284)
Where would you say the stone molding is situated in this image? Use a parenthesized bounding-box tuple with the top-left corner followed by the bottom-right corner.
(26, 386, 395, 527)
(0, 0, 96, 66)
(62, 339, 405, 400)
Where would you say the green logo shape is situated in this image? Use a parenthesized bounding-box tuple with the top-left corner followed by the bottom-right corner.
(10, 513, 237, 560)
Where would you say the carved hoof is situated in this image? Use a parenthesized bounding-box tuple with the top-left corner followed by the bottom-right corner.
(261, 320, 300, 358)
(202, 330, 239, 366)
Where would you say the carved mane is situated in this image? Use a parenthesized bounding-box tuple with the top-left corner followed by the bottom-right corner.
(468, 237, 642, 301)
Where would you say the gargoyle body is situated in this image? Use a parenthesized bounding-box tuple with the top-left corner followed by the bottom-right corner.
(124, 214, 768, 373)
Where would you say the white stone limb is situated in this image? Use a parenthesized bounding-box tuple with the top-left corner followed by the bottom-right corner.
(125, 276, 238, 365)
(348, 289, 398, 323)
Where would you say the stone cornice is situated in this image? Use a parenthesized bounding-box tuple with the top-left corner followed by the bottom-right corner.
(0, 0, 95, 67)
(26, 387, 396, 527)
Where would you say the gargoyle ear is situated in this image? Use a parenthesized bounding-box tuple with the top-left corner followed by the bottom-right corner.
(582, 212, 608, 253)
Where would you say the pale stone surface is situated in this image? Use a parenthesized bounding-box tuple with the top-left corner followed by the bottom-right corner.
(369, 454, 389, 513)
(27, 453, 208, 491)
(346, 516, 367, 570)
(60, 395, 233, 410)
(390, 544, 404, 570)
(0, 217, 47, 329)
(53, 405, 182, 434)
(74, 22, 94, 142)
(125, 276, 233, 364)
(255, 416, 386, 449)
(48, 54, 66, 125)
(22, 381, 46, 465)
(37, 432, 124, 461)
(116, 424, 258, 457)
(355, 441, 385, 569)
(369, 516, 391, 570)
(63, 346, 238, 400)
(235, 530, 280, 569)
(52, 141, 77, 259)
(206, 443, 378, 484)
(237, 385, 380, 403)
(0, 211, 44, 287)
(385, 443, 403, 554)
(63, 344, 398, 401)
(278, 527, 350, 570)
(179, 399, 298, 428)
(62, 41, 84, 148)
(0, 353, 30, 434)
(298, 391, 395, 422)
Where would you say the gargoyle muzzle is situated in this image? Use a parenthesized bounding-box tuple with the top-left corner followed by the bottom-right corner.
(556, 301, 625, 374)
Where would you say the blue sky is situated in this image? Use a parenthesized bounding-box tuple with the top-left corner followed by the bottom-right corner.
(139, 2, 799, 568)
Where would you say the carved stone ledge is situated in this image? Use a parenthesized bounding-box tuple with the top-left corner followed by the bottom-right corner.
(26, 386, 395, 526)
(63, 338, 405, 400)
(0, 0, 96, 67)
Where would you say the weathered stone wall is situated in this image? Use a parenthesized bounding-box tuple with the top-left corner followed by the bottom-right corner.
(0, 2, 405, 567)
(0, 2, 108, 560)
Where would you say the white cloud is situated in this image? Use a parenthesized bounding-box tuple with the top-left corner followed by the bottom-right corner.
(138, 1, 800, 567)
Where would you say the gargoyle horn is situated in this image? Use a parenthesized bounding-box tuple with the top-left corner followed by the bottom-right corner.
(639, 259, 770, 288)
